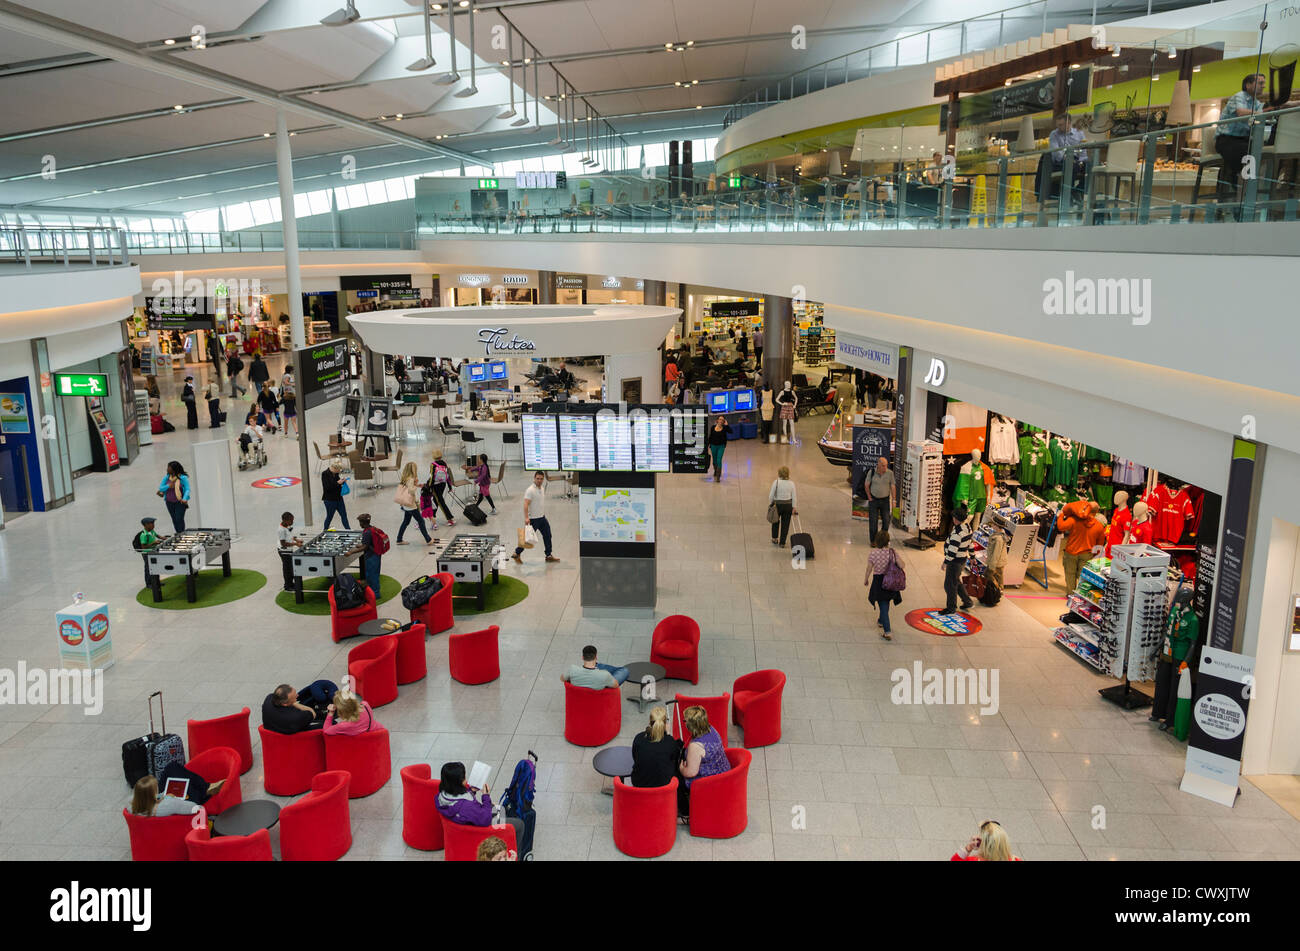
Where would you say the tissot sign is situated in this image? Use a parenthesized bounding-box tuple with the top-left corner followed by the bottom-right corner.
(478, 327, 537, 359)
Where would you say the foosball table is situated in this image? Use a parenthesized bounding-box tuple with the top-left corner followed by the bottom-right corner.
(146, 528, 232, 603)
(290, 529, 364, 603)
(436, 533, 501, 610)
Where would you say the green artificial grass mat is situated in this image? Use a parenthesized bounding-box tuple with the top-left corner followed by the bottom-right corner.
(449, 576, 529, 615)
(136, 569, 267, 610)
(273, 574, 401, 615)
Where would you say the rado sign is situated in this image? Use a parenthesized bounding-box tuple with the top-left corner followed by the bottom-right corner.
(478, 327, 537, 359)
(501, 274, 529, 286)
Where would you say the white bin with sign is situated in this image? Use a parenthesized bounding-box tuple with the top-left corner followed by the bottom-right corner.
(56, 599, 114, 671)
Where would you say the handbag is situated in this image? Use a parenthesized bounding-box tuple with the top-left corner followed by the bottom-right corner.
(340, 480, 351, 496)
(766, 502, 780, 524)
(517, 526, 535, 549)
(394, 483, 417, 508)
(882, 549, 907, 592)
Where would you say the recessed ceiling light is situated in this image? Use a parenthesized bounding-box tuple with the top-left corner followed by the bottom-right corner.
(432, 3, 443, 9)
(695, 104, 702, 109)
(174, 104, 184, 110)
(263, 132, 271, 137)
(163, 38, 175, 45)
(686, 40, 694, 47)
(395, 114, 403, 120)
(379, 114, 387, 120)
(664, 42, 672, 49)
(457, 0, 468, 7)
(523, 57, 531, 64)
(500, 60, 508, 66)
(674, 81, 682, 86)
(691, 79, 698, 85)
(289, 131, 296, 136)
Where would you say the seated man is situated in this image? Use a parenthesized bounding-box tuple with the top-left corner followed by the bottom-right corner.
(561, 645, 629, 688)
(131, 516, 167, 587)
(261, 682, 336, 733)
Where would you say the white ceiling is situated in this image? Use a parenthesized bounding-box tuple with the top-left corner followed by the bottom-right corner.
(0, 0, 1200, 215)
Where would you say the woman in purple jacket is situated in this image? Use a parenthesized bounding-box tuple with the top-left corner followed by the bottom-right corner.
(436, 762, 525, 846)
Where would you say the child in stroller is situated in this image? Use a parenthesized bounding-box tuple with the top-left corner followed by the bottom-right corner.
(238, 413, 267, 470)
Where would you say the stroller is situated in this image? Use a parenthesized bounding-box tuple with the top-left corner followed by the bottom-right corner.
(500, 751, 538, 860)
(237, 430, 267, 470)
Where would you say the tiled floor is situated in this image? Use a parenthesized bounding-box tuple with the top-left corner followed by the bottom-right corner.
(2, 355, 1298, 861)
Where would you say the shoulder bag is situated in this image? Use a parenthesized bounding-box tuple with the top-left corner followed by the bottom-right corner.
(766, 501, 780, 524)
(882, 549, 907, 592)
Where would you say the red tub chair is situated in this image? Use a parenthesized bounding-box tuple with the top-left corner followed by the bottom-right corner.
(347, 635, 399, 707)
(651, 615, 701, 684)
(187, 707, 254, 774)
(672, 692, 731, 748)
(410, 571, 455, 634)
(731, 669, 786, 748)
(563, 682, 621, 747)
(123, 809, 192, 861)
(329, 583, 378, 643)
(400, 765, 443, 851)
(688, 748, 751, 838)
(185, 826, 273, 862)
(394, 622, 428, 685)
(186, 746, 243, 815)
(441, 817, 517, 861)
(323, 727, 392, 798)
(257, 725, 326, 796)
(612, 777, 678, 858)
(280, 770, 352, 861)
(449, 624, 500, 685)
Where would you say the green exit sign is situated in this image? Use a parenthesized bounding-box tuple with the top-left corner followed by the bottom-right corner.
(54, 373, 110, 397)
(477, 178, 499, 189)
(728, 176, 741, 188)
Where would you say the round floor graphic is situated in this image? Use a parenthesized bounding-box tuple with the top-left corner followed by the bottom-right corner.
(904, 609, 983, 637)
(251, 476, 302, 489)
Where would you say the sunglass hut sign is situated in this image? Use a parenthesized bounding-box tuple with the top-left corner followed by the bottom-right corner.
(478, 327, 537, 359)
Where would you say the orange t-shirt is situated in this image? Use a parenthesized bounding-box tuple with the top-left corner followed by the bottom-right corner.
(1057, 501, 1107, 556)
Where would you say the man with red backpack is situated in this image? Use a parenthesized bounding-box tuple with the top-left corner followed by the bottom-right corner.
(345, 513, 389, 597)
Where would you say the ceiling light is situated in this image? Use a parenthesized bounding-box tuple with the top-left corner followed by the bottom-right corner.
(435, 134, 443, 139)
(674, 81, 682, 86)
(523, 57, 532, 64)
(379, 114, 387, 120)
(195, 42, 205, 49)
(263, 132, 271, 137)
(1070, 63, 1079, 69)
(320, 0, 360, 27)
(457, 0, 469, 7)
(1193, 64, 1201, 72)
(1004, 79, 1012, 86)
(695, 104, 702, 109)
(289, 132, 296, 136)
(665, 43, 672, 49)
(1113, 44, 1121, 57)
(691, 79, 698, 85)
(1168, 46, 1177, 58)
(432, 2, 443, 8)
(686, 40, 694, 47)
(174, 104, 184, 111)
(395, 113, 403, 120)
(163, 38, 175, 45)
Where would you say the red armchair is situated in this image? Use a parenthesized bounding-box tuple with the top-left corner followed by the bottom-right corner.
(612, 777, 678, 858)
(410, 571, 455, 634)
(324, 727, 392, 798)
(563, 682, 622, 747)
(185, 826, 273, 861)
(187, 707, 253, 774)
(688, 747, 751, 838)
(186, 746, 243, 815)
(122, 808, 192, 861)
(400, 765, 444, 851)
(347, 635, 399, 707)
(441, 817, 517, 861)
(651, 615, 701, 684)
(449, 624, 500, 685)
(672, 692, 731, 748)
(731, 669, 786, 748)
(280, 770, 353, 861)
(257, 725, 326, 796)
(394, 622, 428, 685)
(329, 582, 378, 643)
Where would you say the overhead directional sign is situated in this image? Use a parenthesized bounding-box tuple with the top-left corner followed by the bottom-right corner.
(54, 373, 110, 397)
(297, 338, 349, 411)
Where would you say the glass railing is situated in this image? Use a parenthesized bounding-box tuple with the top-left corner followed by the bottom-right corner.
(0, 226, 132, 268)
(721, 0, 1198, 128)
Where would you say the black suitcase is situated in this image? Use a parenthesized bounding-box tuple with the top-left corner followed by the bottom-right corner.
(463, 503, 487, 526)
(122, 691, 185, 787)
(789, 517, 814, 559)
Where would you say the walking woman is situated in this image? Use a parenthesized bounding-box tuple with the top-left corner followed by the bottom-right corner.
(280, 367, 298, 438)
(707, 415, 732, 482)
(864, 530, 904, 640)
(156, 460, 191, 533)
(394, 461, 432, 545)
(767, 465, 797, 547)
(465, 452, 496, 514)
(256, 382, 280, 433)
(426, 454, 456, 527)
(321, 458, 351, 530)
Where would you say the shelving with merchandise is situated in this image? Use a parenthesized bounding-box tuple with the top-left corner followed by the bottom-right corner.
(902, 440, 943, 533)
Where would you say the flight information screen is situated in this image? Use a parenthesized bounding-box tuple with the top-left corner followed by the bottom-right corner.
(521, 414, 560, 470)
(558, 414, 595, 471)
(595, 413, 633, 471)
(632, 413, 671, 472)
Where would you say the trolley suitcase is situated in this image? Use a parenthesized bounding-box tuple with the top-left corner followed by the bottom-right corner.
(144, 691, 185, 781)
(150, 414, 164, 435)
(462, 503, 487, 526)
(123, 691, 183, 786)
(789, 517, 814, 560)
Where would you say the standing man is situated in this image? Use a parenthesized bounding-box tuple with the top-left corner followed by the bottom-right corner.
(511, 470, 559, 564)
(345, 513, 385, 596)
(1216, 73, 1268, 207)
(752, 326, 763, 368)
(248, 351, 271, 393)
(737, 329, 749, 360)
(1056, 499, 1106, 596)
(181, 375, 199, 429)
(227, 349, 246, 398)
(863, 455, 896, 541)
(277, 511, 304, 593)
(941, 505, 975, 615)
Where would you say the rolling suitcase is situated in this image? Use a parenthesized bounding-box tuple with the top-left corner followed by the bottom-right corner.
(789, 516, 814, 560)
(462, 503, 487, 526)
(145, 691, 185, 782)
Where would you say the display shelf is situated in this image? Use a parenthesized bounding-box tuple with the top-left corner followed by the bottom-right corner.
(1066, 593, 1104, 628)
(1054, 626, 1105, 671)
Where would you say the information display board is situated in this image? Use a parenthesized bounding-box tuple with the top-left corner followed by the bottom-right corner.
(579, 486, 655, 543)
(731, 389, 755, 412)
(521, 414, 560, 471)
(595, 413, 633, 471)
(632, 413, 671, 472)
(297, 338, 349, 411)
(144, 296, 217, 331)
(468, 363, 487, 383)
(489, 361, 508, 380)
(671, 407, 709, 473)
(558, 414, 596, 471)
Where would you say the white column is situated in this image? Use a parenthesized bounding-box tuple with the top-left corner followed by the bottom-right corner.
(604, 351, 663, 404)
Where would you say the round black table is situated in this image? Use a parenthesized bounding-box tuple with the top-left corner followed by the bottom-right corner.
(212, 799, 280, 837)
(357, 618, 402, 637)
(592, 745, 634, 796)
(623, 661, 667, 712)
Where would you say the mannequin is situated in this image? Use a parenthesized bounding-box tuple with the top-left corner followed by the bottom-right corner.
(759, 384, 775, 443)
(1105, 490, 1132, 557)
(952, 449, 995, 514)
(1126, 501, 1154, 546)
(776, 380, 798, 444)
(1151, 588, 1198, 729)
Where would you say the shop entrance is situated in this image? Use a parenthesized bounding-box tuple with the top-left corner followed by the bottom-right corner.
(0, 441, 33, 519)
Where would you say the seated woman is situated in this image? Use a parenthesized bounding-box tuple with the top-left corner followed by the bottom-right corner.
(322, 691, 382, 736)
(476, 836, 514, 861)
(130, 769, 225, 818)
(631, 706, 682, 788)
(951, 820, 1021, 861)
(435, 761, 526, 847)
(677, 705, 731, 818)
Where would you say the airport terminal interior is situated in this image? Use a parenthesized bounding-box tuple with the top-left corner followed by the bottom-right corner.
(2, 0, 1300, 869)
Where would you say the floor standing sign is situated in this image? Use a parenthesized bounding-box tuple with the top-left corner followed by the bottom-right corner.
(1180, 647, 1254, 807)
(1207, 438, 1263, 651)
(57, 599, 114, 671)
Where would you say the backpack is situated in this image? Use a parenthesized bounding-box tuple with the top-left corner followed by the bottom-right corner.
(501, 754, 537, 818)
(368, 527, 391, 555)
(432, 463, 450, 485)
(332, 573, 365, 610)
(401, 574, 443, 610)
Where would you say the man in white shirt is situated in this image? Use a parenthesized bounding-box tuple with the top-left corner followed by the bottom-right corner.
(511, 470, 559, 563)
(277, 511, 303, 592)
(1047, 113, 1088, 206)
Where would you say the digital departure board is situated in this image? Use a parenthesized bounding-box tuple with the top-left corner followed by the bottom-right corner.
(558, 414, 595, 471)
(521, 414, 560, 470)
(595, 413, 633, 471)
(633, 413, 671, 472)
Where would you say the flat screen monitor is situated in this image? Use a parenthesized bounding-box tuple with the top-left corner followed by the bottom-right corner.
(632, 413, 671, 472)
(731, 388, 755, 412)
(595, 413, 633, 471)
(521, 414, 560, 471)
(706, 390, 729, 414)
(489, 361, 508, 380)
(468, 363, 487, 383)
(558, 414, 596, 471)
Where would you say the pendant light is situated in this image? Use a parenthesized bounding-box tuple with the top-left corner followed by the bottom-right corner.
(435, 4, 460, 84)
(547, 70, 564, 146)
(453, 0, 478, 97)
(511, 42, 533, 126)
(497, 24, 517, 118)
(407, 1, 436, 70)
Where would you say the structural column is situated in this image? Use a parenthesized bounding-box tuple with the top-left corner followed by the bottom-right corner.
(537, 270, 557, 304)
(642, 279, 666, 306)
(275, 109, 314, 524)
(762, 294, 793, 391)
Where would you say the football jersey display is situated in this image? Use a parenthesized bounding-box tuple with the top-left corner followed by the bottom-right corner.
(1017, 434, 1048, 485)
(1145, 483, 1194, 544)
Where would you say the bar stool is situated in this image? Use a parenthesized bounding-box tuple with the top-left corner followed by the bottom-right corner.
(502, 430, 521, 464)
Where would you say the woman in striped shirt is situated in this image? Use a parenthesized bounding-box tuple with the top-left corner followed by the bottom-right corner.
(864, 530, 904, 640)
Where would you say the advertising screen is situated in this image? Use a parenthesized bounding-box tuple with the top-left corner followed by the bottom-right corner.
(489, 361, 509, 380)
(706, 391, 729, 414)
(468, 363, 487, 382)
(731, 388, 755, 412)
(521, 414, 560, 471)
(558, 414, 596, 471)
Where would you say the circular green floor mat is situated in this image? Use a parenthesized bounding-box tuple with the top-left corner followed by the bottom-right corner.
(136, 569, 267, 610)
(450, 576, 529, 616)
(274, 574, 402, 615)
